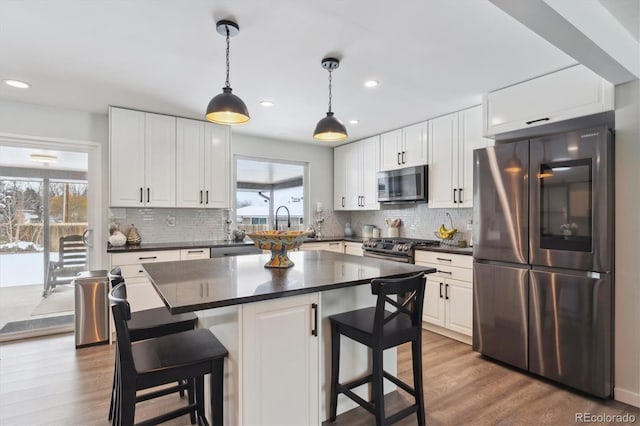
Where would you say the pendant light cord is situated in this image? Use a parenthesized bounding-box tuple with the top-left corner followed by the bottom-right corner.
(225, 25, 231, 88)
(327, 69, 333, 113)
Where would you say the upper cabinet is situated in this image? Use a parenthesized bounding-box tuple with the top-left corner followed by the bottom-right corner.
(429, 105, 491, 208)
(110, 107, 176, 207)
(379, 122, 428, 171)
(176, 118, 230, 209)
(334, 136, 380, 211)
(484, 64, 614, 137)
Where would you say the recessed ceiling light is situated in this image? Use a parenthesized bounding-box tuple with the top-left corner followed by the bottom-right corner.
(260, 100, 274, 107)
(30, 153, 58, 163)
(4, 79, 31, 89)
(363, 80, 379, 88)
(349, 119, 360, 124)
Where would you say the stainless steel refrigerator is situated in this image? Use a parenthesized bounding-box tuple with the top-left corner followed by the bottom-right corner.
(472, 126, 613, 398)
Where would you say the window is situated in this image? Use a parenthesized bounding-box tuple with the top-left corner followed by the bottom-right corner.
(235, 158, 306, 232)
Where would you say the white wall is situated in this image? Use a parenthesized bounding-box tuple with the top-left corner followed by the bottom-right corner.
(230, 133, 334, 224)
(614, 79, 640, 407)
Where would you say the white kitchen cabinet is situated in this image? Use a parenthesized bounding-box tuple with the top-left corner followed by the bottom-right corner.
(415, 251, 473, 343)
(484, 64, 614, 137)
(242, 293, 320, 426)
(300, 241, 344, 253)
(109, 107, 176, 207)
(343, 241, 363, 256)
(379, 122, 428, 172)
(429, 106, 490, 208)
(333, 136, 379, 211)
(110, 250, 181, 312)
(176, 118, 230, 208)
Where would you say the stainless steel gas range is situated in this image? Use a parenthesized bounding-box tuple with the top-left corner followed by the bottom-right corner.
(362, 238, 441, 263)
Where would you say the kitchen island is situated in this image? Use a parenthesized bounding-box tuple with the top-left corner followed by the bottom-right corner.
(143, 250, 435, 425)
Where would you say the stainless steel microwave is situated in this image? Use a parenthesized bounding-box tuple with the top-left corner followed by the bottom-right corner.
(377, 165, 428, 203)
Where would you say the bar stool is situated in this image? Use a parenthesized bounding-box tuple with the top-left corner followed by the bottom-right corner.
(109, 282, 227, 426)
(329, 272, 426, 426)
(108, 267, 198, 422)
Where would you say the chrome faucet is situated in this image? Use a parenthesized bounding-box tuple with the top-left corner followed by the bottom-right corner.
(275, 205, 291, 230)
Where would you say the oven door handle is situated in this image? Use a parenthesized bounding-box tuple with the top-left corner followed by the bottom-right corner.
(363, 251, 411, 263)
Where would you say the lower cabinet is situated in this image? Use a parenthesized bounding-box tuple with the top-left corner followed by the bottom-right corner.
(415, 250, 473, 344)
(300, 241, 344, 253)
(109, 250, 181, 312)
(242, 293, 320, 425)
(343, 241, 363, 256)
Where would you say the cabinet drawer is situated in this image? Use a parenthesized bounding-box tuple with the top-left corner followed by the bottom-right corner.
(422, 263, 472, 282)
(180, 248, 210, 260)
(119, 264, 148, 280)
(111, 250, 181, 266)
(414, 250, 472, 269)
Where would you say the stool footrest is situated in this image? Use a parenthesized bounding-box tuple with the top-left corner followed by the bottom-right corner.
(135, 402, 197, 426)
(382, 371, 415, 396)
(336, 384, 375, 414)
(386, 404, 419, 424)
(342, 374, 373, 390)
(136, 381, 188, 403)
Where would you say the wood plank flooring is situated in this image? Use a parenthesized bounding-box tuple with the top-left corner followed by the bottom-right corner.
(1, 330, 637, 425)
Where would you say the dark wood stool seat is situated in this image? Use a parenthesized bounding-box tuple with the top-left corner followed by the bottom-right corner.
(329, 272, 426, 426)
(108, 267, 198, 423)
(110, 283, 227, 426)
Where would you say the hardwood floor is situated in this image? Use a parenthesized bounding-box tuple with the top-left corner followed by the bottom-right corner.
(1, 330, 637, 425)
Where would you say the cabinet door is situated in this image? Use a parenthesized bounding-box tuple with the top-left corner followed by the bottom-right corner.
(428, 112, 458, 208)
(176, 118, 206, 208)
(242, 293, 319, 426)
(343, 242, 363, 256)
(402, 122, 428, 168)
(360, 136, 380, 210)
(110, 107, 145, 207)
(445, 278, 472, 336)
(379, 129, 402, 171)
(203, 123, 230, 208)
(344, 143, 361, 210)
(423, 275, 446, 327)
(333, 144, 348, 210)
(458, 106, 488, 208)
(144, 113, 176, 207)
(485, 65, 614, 137)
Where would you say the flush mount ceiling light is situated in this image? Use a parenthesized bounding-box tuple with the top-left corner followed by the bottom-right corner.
(205, 20, 250, 125)
(260, 100, 274, 107)
(30, 153, 58, 163)
(349, 119, 360, 124)
(364, 80, 379, 88)
(313, 58, 347, 141)
(4, 79, 31, 89)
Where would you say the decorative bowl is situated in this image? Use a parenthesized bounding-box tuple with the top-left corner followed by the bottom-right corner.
(247, 230, 310, 268)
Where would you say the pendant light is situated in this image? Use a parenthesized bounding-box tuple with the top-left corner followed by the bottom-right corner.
(313, 58, 347, 141)
(206, 20, 250, 125)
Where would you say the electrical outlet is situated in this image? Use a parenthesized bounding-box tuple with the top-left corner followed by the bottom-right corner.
(165, 215, 176, 227)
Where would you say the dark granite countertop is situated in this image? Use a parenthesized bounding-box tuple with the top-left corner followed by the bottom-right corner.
(143, 251, 435, 314)
(107, 239, 254, 253)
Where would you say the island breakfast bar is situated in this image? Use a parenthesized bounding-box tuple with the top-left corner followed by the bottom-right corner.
(143, 250, 435, 425)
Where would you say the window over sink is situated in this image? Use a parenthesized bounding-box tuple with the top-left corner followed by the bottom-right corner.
(235, 157, 307, 232)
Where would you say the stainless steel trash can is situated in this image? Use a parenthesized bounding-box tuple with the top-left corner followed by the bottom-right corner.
(74, 270, 109, 348)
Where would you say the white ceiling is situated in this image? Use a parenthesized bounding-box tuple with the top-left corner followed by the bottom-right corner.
(0, 0, 610, 146)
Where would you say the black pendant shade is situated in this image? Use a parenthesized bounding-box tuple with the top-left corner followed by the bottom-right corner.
(313, 112, 348, 141)
(206, 20, 250, 125)
(206, 87, 250, 125)
(313, 57, 347, 141)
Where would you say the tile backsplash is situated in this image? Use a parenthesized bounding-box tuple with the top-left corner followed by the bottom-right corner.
(108, 205, 472, 244)
(110, 208, 226, 243)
